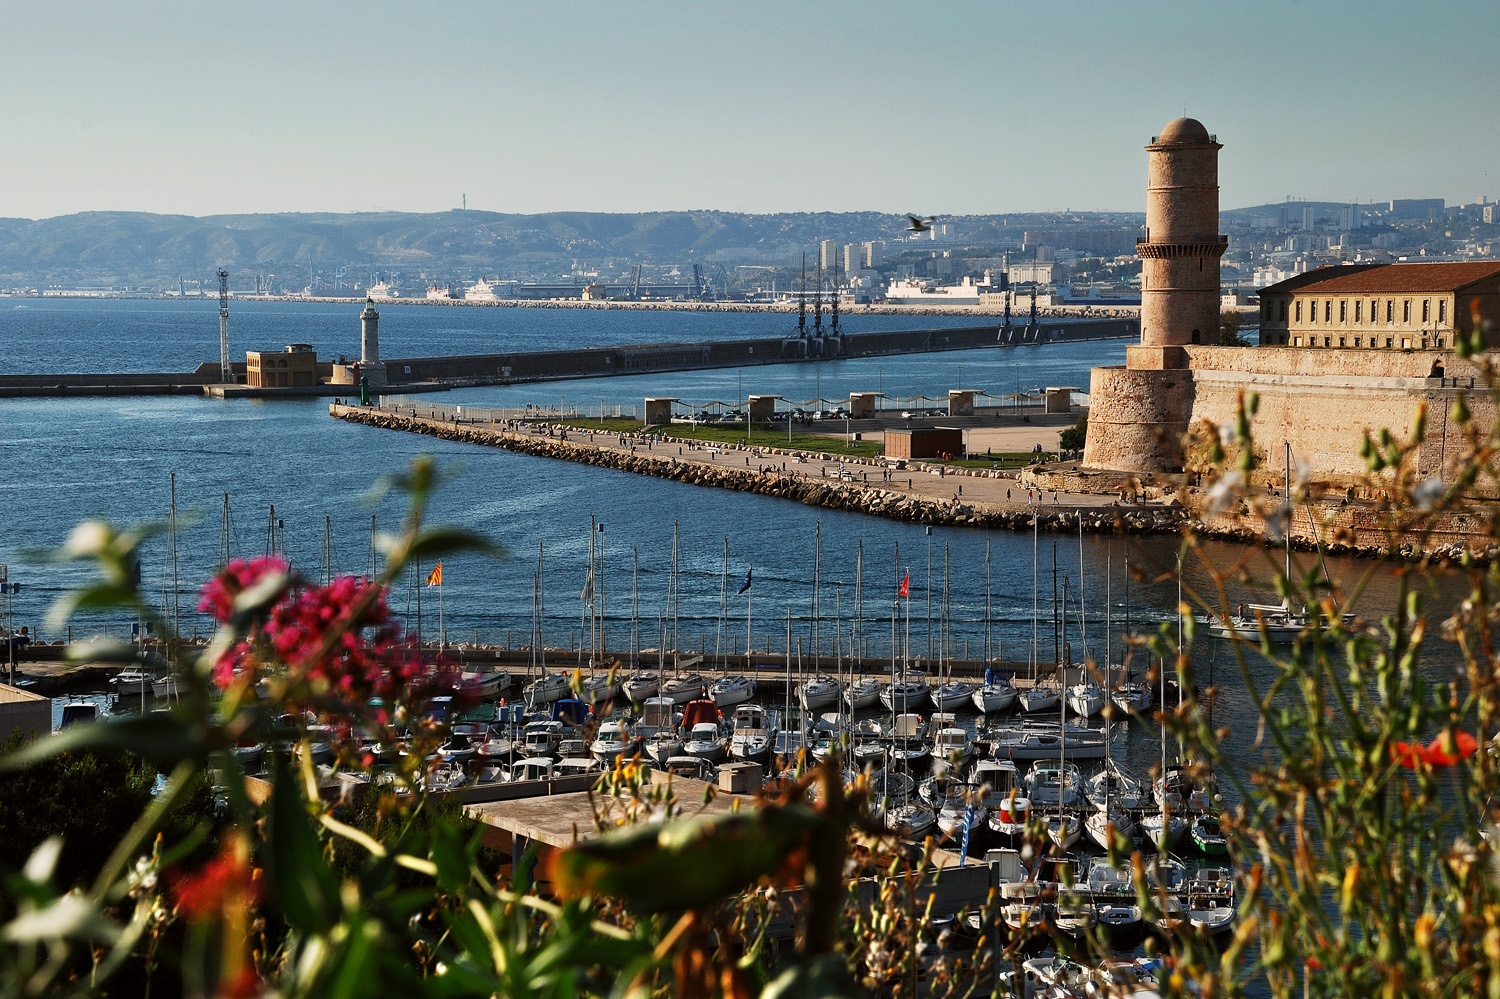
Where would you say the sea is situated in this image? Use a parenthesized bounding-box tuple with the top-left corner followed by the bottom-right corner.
(0, 298, 1471, 780)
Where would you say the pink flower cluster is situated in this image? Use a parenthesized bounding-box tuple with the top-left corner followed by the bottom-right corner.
(198, 559, 474, 728)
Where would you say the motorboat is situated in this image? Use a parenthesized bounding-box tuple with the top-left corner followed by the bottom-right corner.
(1085, 805, 1137, 851)
(1085, 760, 1152, 811)
(474, 723, 517, 762)
(986, 786, 1033, 844)
(1052, 896, 1097, 938)
(1022, 955, 1091, 994)
(935, 782, 987, 842)
(523, 672, 570, 707)
(1043, 811, 1083, 850)
(850, 719, 887, 767)
(556, 757, 602, 779)
(682, 722, 728, 763)
(109, 668, 156, 696)
(1191, 813, 1230, 855)
(798, 674, 841, 712)
(521, 719, 564, 758)
(1140, 809, 1189, 851)
(1066, 679, 1106, 718)
(928, 723, 975, 778)
(707, 674, 756, 708)
(772, 727, 807, 769)
(984, 720, 1107, 761)
(663, 755, 716, 781)
(1187, 891, 1234, 934)
(590, 718, 641, 764)
(886, 713, 930, 773)
(728, 703, 773, 763)
(645, 728, 684, 765)
(1024, 760, 1083, 808)
(578, 673, 622, 707)
(843, 676, 882, 711)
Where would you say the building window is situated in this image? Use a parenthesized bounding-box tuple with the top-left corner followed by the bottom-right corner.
(1436, 337, 1444, 348)
(1339, 337, 1346, 347)
(1438, 300, 1446, 323)
(1310, 300, 1316, 323)
(1355, 337, 1361, 347)
(1422, 300, 1430, 322)
(1324, 337, 1332, 347)
(1340, 300, 1347, 323)
(1354, 301, 1362, 323)
(1324, 301, 1332, 323)
(1386, 300, 1394, 323)
(1386, 337, 1393, 348)
(1280, 300, 1288, 322)
(1294, 336, 1302, 346)
(1369, 299, 1376, 322)
(1294, 301, 1301, 322)
(1262, 300, 1270, 321)
(1403, 300, 1411, 324)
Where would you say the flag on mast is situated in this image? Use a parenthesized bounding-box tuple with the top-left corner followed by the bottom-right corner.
(425, 563, 443, 586)
(580, 567, 594, 603)
(898, 571, 909, 598)
(738, 566, 753, 594)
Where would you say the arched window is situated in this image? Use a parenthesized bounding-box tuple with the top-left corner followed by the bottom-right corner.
(1191, 329, 1201, 344)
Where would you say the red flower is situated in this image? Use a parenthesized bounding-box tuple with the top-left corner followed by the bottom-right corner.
(197, 557, 289, 623)
(172, 840, 261, 920)
(1391, 731, 1478, 769)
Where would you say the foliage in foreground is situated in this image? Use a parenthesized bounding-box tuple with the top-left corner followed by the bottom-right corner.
(5, 308, 1500, 996)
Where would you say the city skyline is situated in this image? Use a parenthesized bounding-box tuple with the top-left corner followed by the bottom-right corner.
(6, 0, 1496, 220)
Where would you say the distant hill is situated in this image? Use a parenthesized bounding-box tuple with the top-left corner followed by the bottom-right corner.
(0, 209, 1147, 293)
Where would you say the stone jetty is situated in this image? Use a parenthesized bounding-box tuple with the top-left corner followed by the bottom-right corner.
(331, 403, 1181, 536)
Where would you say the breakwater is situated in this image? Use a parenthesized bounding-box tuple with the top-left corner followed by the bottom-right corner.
(330, 403, 1179, 536)
(0, 318, 1134, 399)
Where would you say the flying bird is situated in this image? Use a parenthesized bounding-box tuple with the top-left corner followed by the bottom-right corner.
(905, 215, 936, 233)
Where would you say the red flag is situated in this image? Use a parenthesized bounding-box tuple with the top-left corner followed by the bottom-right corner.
(898, 571, 909, 598)
(425, 563, 443, 586)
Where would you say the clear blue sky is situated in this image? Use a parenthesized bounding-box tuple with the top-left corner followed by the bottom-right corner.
(4, 0, 1494, 219)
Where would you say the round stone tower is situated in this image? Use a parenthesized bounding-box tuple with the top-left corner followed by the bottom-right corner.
(1129, 117, 1226, 370)
(360, 298, 380, 365)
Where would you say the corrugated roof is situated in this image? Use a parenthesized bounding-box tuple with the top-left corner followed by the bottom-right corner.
(1261, 261, 1500, 296)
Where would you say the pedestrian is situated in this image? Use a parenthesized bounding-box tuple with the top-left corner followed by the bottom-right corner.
(1007, 488, 1011, 501)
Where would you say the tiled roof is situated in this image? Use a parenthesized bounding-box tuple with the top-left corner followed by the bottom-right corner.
(1261, 261, 1500, 296)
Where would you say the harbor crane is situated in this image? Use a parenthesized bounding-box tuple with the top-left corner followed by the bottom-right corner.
(218, 269, 232, 383)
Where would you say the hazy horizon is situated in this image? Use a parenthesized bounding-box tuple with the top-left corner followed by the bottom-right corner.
(7, 0, 1495, 219)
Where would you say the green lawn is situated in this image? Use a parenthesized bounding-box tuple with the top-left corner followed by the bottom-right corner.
(546, 418, 1053, 467)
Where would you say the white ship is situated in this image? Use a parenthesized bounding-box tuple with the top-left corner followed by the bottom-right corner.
(465, 277, 498, 302)
(881, 275, 991, 306)
(426, 283, 459, 300)
(367, 281, 398, 300)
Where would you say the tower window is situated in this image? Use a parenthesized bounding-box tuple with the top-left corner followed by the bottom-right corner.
(1309, 301, 1316, 324)
(1386, 300, 1394, 323)
(1354, 301, 1362, 323)
(1280, 300, 1288, 321)
(1404, 300, 1411, 323)
(1325, 301, 1332, 323)
(1438, 300, 1446, 323)
(1340, 300, 1347, 323)
(1191, 329, 1201, 344)
(1294, 301, 1301, 322)
(1422, 300, 1430, 322)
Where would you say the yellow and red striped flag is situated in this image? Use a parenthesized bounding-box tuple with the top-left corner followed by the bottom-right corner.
(425, 563, 443, 586)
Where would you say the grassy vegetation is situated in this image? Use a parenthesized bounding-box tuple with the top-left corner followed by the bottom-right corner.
(549, 417, 888, 460)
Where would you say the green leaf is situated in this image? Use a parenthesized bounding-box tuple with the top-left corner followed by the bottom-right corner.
(0, 715, 204, 771)
(405, 527, 508, 564)
(2, 893, 118, 944)
(265, 759, 340, 933)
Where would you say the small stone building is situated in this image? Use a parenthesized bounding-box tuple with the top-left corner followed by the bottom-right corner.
(247, 344, 318, 388)
(885, 428, 963, 460)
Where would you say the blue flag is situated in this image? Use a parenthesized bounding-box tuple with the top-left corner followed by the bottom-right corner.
(738, 566, 752, 594)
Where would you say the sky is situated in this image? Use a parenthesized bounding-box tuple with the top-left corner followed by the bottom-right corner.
(2, 0, 1495, 220)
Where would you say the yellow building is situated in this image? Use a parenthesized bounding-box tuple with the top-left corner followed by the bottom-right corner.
(246, 344, 318, 387)
(1258, 261, 1500, 350)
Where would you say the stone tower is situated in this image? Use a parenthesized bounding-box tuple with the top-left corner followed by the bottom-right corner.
(1129, 117, 1226, 371)
(358, 298, 388, 386)
(1083, 117, 1225, 471)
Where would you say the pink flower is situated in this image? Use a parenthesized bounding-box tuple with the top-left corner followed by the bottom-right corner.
(197, 557, 289, 623)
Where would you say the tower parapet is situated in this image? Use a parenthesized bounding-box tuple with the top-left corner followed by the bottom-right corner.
(1129, 117, 1227, 370)
(358, 298, 387, 386)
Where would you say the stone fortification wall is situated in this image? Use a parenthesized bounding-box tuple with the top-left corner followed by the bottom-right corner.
(1085, 345, 1498, 493)
(1081, 366, 1195, 471)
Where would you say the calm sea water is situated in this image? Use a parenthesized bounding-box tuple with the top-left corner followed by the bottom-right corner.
(0, 299, 1473, 790)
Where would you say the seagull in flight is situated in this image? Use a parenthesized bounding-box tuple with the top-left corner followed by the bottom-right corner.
(905, 214, 936, 233)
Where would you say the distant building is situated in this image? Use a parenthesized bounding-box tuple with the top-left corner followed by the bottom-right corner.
(818, 239, 837, 272)
(1257, 261, 1500, 350)
(1006, 261, 1068, 286)
(843, 244, 862, 276)
(1388, 198, 1445, 221)
(864, 241, 885, 268)
(247, 344, 318, 388)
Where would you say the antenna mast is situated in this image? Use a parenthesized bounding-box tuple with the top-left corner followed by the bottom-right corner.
(217, 268, 232, 383)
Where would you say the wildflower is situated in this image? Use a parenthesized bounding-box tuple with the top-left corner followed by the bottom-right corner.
(1205, 470, 1245, 516)
(1413, 476, 1446, 511)
(1391, 731, 1477, 769)
(171, 838, 261, 920)
(197, 557, 289, 623)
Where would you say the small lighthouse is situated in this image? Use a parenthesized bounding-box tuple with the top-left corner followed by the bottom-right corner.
(358, 298, 387, 386)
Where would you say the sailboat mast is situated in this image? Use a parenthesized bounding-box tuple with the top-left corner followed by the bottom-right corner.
(812, 521, 821, 670)
(633, 547, 640, 667)
(169, 472, 179, 641)
(671, 521, 680, 671)
(370, 513, 377, 581)
(985, 539, 992, 665)
(1077, 514, 1087, 660)
(855, 540, 863, 666)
